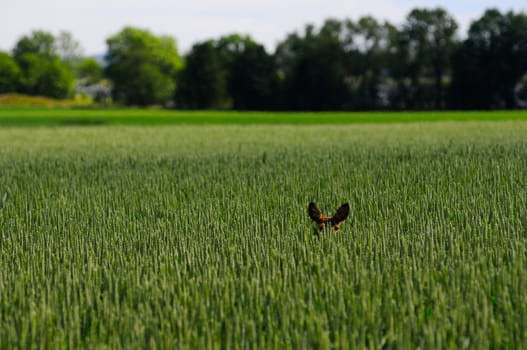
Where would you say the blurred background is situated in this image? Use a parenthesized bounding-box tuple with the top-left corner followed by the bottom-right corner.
(1, 0, 526, 110)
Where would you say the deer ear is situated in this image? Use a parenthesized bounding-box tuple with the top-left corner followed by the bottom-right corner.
(331, 203, 350, 227)
(308, 202, 324, 223)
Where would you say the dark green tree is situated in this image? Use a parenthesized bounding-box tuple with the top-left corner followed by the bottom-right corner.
(344, 17, 399, 109)
(400, 8, 458, 109)
(216, 34, 280, 110)
(16, 53, 75, 98)
(0, 52, 21, 93)
(12, 31, 75, 99)
(275, 20, 350, 110)
(177, 35, 279, 110)
(105, 27, 183, 106)
(12, 30, 56, 61)
(450, 9, 527, 109)
(176, 41, 230, 109)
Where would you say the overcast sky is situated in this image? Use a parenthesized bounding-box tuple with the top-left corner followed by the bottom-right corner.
(1, 0, 526, 55)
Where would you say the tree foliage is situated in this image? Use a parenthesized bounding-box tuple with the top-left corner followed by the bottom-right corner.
(217, 34, 280, 110)
(12, 30, 56, 61)
(11, 31, 75, 99)
(345, 17, 399, 109)
(399, 8, 458, 109)
(276, 20, 350, 110)
(105, 27, 183, 106)
(2, 8, 527, 109)
(15, 54, 75, 98)
(176, 41, 230, 109)
(0, 52, 21, 93)
(451, 9, 527, 109)
(177, 35, 279, 110)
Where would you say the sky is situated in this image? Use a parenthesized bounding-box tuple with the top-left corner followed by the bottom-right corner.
(1, 0, 526, 56)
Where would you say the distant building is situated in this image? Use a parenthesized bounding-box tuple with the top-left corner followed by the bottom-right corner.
(76, 80, 112, 104)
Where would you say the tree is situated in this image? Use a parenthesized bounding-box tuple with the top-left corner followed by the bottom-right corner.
(400, 8, 458, 109)
(216, 34, 280, 110)
(344, 17, 399, 109)
(177, 35, 279, 110)
(55, 31, 84, 64)
(450, 9, 527, 109)
(275, 20, 350, 110)
(16, 53, 75, 98)
(176, 41, 230, 109)
(105, 27, 183, 106)
(0, 52, 21, 93)
(12, 30, 56, 61)
(12, 31, 75, 99)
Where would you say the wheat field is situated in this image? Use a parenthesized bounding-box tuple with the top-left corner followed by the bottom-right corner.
(1, 121, 526, 348)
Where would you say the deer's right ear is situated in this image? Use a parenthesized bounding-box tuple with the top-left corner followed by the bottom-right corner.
(331, 203, 350, 229)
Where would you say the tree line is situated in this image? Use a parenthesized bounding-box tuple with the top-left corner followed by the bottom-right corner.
(1, 7, 526, 110)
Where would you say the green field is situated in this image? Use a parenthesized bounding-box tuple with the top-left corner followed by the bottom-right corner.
(1, 107, 527, 126)
(1, 114, 527, 348)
